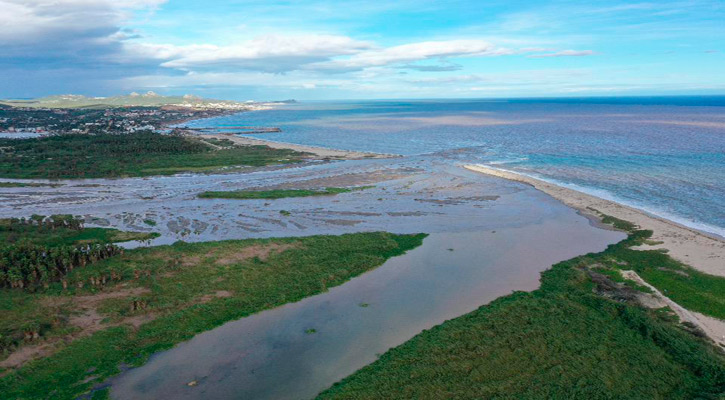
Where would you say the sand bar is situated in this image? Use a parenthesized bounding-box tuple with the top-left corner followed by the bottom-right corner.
(464, 164, 725, 278)
(197, 132, 398, 160)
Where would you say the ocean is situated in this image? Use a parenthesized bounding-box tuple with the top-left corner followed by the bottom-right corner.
(181, 97, 725, 238)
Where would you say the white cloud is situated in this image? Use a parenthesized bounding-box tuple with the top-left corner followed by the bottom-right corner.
(119, 38, 516, 75)
(148, 35, 372, 73)
(528, 50, 596, 58)
(308, 40, 513, 72)
(0, 0, 601, 97)
(408, 74, 485, 84)
(0, 0, 165, 44)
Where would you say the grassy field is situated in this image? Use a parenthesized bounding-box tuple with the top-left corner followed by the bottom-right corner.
(596, 215, 725, 320)
(198, 186, 373, 200)
(0, 132, 308, 179)
(0, 232, 425, 399)
(318, 219, 725, 399)
(1, 216, 160, 352)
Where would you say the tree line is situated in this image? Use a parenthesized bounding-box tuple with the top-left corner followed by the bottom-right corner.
(8, 214, 84, 231)
(0, 242, 122, 289)
(0, 215, 123, 290)
(0, 132, 215, 179)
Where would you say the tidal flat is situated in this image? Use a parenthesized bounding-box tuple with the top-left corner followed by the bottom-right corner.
(1, 146, 722, 400)
(0, 156, 609, 245)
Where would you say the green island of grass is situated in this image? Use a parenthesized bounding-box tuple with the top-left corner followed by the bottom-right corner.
(318, 217, 725, 399)
(0, 132, 309, 179)
(0, 231, 425, 399)
(198, 186, 373, 200)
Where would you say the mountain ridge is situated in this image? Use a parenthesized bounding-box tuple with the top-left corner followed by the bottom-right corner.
(0, 92, 255, 109)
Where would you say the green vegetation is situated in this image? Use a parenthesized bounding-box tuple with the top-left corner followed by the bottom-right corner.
(595, 216, 725, 320)
(0, 132, 307, 179)
(0, 215, 159, 357)
(590, 266, 652, 293)
(0, 215, 157, 248)
(0, 232, 425, 399)
(198, 186, 373, 200)
(0, 216, 158, 290)
(318, 218, 725, 400)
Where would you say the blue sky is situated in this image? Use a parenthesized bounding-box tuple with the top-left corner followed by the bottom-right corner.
(1, 0, 723, 100)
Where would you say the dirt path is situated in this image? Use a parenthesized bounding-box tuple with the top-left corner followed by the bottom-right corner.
(0, 287, 153, 370)
(622, 270, 725, 348)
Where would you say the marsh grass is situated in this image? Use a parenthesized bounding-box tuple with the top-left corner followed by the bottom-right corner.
(0, 133, 307, 179)
(0, 232, 425, 399)
(596, 217, 725, 320)
(317, 217, 725, 400)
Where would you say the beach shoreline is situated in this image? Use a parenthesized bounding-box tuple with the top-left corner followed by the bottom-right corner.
(188, 132, 399, 160)
(464, 164, 725, 278)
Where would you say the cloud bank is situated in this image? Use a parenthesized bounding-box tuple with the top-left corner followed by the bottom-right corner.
(3, 0, 720, 99)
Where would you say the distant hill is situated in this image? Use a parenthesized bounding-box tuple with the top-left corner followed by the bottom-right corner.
(0, 92, 252, 109)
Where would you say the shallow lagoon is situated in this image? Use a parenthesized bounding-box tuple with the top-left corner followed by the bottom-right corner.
(16, 156, 627, 398)
(0, 153, 625, 398)
(110, 189, 623, 399)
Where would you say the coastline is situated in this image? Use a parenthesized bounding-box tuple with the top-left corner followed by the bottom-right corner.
(464, 164, 725, 278)
(193, 132, 399, 160)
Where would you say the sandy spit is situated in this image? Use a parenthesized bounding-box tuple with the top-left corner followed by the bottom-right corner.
(464, 164, 725, 278)
(200, 133, 398, 160)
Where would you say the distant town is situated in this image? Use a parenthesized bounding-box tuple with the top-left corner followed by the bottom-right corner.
(0, 92, 291, 135)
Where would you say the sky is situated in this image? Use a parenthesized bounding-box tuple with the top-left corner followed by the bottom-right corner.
(1, 0, 724, 100)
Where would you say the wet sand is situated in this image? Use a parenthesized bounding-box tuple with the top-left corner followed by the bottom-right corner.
(465, 164, 725, 278)
(199, 133, 397, 160)
(0, 158, 567, 247)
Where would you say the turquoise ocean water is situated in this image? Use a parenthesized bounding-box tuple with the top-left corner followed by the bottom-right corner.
(183, 97, 725, 237)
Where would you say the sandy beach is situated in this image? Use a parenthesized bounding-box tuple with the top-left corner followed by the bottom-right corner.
(199, 132, 397, 160)
(464, 164, 725, 278)
(465, 164, 725, 347)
